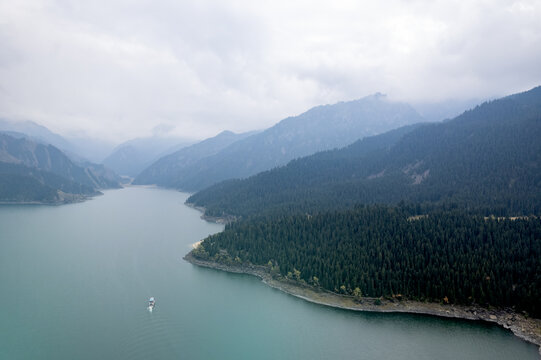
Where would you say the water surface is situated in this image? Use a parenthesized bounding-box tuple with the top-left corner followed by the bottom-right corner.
(0, 187, 538, 359)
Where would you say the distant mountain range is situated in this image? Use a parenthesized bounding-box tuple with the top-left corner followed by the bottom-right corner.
(0, 119, 116, 163)
(0, 133, 121, 203)
(133, 130, 257, 186)
(103, 136, 195, 177)
(188, 86, 541, 218)
(135, 94, 425, 191)
(0, 119, 73, 151)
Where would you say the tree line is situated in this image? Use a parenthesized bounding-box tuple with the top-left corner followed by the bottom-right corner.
(193, 206, 541, 317)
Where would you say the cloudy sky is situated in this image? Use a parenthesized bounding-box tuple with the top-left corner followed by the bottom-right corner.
(1, 0, 540, 143)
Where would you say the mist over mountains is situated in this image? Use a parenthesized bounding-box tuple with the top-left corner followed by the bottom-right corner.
(0, 133, 121, 203)
(135, 94, 424, 191)
(0, 119, 118, 163)
(188, 86, 541, 217)
(102, 136, 195, 177)
(0, 119, 73, 152)
(1, 95, 480, 185)
(2, 88, 536, 210)
(133, 130, 257, 187)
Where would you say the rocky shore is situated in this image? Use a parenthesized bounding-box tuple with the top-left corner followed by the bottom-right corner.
(184, 252, 541, 355)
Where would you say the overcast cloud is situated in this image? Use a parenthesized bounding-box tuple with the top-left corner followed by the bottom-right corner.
(1, 0, 540, 142)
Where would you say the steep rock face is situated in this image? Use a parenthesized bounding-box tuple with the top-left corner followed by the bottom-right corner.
(147, 94, 424, 192)
(134, 130, 256, 186)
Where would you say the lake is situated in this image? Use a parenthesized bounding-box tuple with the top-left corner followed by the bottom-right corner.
(0, 186, 538, 359)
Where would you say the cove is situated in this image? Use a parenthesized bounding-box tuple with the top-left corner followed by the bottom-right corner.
(0, 186, 538, 359)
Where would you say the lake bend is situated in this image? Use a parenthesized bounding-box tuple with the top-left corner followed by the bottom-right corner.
(0, 186, 538, 359)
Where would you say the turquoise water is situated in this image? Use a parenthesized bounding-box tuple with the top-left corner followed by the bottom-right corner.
(0, 187, 538, 359)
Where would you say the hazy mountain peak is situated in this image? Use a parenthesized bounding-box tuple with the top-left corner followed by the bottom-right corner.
(0, 133, 121, 203)
(216, 130, 235, 136)
(135, 96, 425, 191)
(133, 130, 256, 186)
(103, 135, 196, 177)
(188, 85, 541, 217)
(0, 119, 72, 150)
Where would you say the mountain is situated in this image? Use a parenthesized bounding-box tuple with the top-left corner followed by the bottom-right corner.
(0, 119, 73, 151)
(0, 119, 117, 163)
(0, 161, 96, 203)
(102, 136, 195, 177)
(0, 133, 122, 203)
(61, 136, 116, 164)
(141, 94, 424, 192)
(412, 98, 484, 122)
(188, 86, 541, 319)
(188, 86, 541, 218)
(133, 130, 257, 186)
(1, 130, 122, 189)
(78, 161, 123, 189)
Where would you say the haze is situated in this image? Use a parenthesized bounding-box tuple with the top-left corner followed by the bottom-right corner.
(1, 0, 540, 143)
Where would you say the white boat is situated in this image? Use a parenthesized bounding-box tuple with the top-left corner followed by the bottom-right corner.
(148, 297, 155, 312)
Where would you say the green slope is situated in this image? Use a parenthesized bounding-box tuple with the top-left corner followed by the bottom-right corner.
(0, 133, 121, 190)
(195, 206, 541, 317)
(0, 162, 96, 203)
(189, 86, 541, 217)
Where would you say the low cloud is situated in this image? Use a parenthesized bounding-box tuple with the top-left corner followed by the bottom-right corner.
(1, 0, 540, 143)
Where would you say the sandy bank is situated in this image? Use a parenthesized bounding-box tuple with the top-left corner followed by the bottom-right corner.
(191, 240, 203, 249)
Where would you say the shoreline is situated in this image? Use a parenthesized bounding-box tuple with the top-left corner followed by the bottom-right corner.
(183, 201, 541, 354)
(184, 252, 541, 354)
(184, 202, 236, 224)
(0, 195, 91, 206)
(0, 188, 111, 206)
(191, 240, 203, 249)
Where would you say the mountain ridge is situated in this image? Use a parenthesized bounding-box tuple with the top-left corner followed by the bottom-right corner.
(103, 136, 195, 177)
(137, 94, 425, 191)
(0, 133, 122, 203)
(188, 86, 541, 218)
(133, 130, 257, 186)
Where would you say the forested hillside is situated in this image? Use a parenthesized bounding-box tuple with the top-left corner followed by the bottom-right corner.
(188, 86, 541, 218)
(193, 206, 541, 317)
(0, 162, 96, 202)
(188, 86, 541, 317)
(0, 133, 121, 203)
(0, 133, 121, 190)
